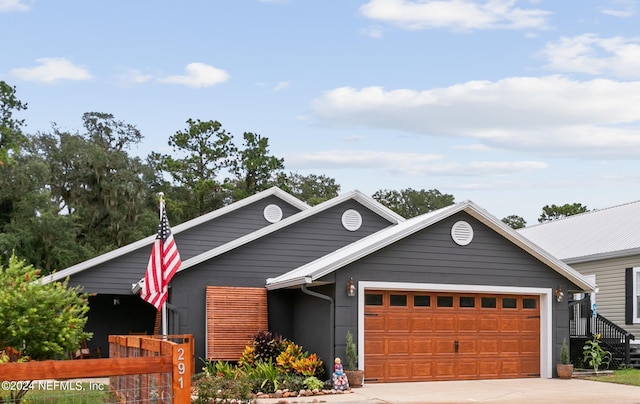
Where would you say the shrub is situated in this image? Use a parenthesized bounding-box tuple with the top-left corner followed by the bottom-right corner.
(304, 376, 324, 391)
(193, 376, 252, 404)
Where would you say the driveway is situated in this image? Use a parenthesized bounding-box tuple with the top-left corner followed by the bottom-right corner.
(256, 378, 640, 404)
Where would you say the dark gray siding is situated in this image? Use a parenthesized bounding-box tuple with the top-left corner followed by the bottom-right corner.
(308, 212, 576, 374)
(170, 199, 395, 363)
(68, 195, 302, 294)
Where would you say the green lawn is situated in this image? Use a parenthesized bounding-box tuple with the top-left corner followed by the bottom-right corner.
(585, 368, 640, 387)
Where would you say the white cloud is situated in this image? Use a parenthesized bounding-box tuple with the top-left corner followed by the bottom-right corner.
(312, 76, 640, 157)
(158, 63, 229, 88)
(273, 81, 290, 91)
(115, 67, 153, 85)
(358, 0, 551, 31)
(10, 58, 92, 82)
(0, 0, 30, 12)
(599, 0, 636, 17)
(540, 34, 640, 79)
(285, 149, 546, 177)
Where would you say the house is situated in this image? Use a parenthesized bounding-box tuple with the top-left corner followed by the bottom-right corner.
(42, 187, 311, 356)
(519, 201, 640, 357)
(267, 200, 594, 381)
(45, 187, 403, 361)
(48, 189, 596, 381)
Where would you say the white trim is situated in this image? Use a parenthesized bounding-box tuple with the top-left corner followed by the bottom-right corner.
(357, 281, 553, 379)
(43, 187, 309, 285)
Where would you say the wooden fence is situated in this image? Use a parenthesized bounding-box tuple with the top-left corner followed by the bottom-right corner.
(1, 334, 193, 404)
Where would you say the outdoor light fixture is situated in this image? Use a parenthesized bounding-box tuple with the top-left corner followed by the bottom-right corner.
(113, 297, 120, 306)
(555, 286, 565, 303)
(346, 277, 356, 297)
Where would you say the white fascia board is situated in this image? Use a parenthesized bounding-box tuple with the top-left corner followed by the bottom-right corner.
(463, 203, 597, 293)
(266, 203, 466, 290)
(45, 187, 307, 285)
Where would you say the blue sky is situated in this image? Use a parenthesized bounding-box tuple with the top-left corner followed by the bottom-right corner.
(1, 0, 640, 225)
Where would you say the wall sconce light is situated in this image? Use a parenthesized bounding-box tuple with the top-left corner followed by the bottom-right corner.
(113, 297, 120, 306)
(555, 286, 565, 303)
(346, 277, 356, 297)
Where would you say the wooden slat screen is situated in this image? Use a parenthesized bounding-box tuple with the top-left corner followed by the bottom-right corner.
(206, 286, 268, 360)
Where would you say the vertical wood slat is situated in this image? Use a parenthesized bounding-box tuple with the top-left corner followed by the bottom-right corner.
(206, 286, 268, 360)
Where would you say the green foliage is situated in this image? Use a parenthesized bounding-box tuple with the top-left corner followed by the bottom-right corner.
(193, 375, 253, 404)
(345, 330, 357, 370)
(538, 203, 589, 223)
(304, 376, 324, 390)
(251, 358, 281, 392)
(241, 330, 287, 366)
(277, 172, 340, 206)
(561, 338, 570, 365)
(372, 188, 455, 218)
(583, 334, 611, 372)
(201, 359, 240, 379)
(0, 255, 92, 360)
(0, 80, 28, 166)
(155, 119, 235, 217)
(502, 214, 527, 229)
(229, 131, 284, 201)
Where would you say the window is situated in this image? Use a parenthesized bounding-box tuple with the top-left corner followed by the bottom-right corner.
(390, 294, 407, 307)
(414, 295, 431, 307)
(460, 296, 475, 308)
(437, 296, 454, 307)
(366, 293, 383, 306)
(523, 298, 537, 309)
(481, 297, 497, 308)
(502, 298, 517, 309)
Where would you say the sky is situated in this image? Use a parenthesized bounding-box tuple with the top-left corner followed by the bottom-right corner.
(1, 0, 640, 225)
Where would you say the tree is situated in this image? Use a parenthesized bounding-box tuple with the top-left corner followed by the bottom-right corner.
(32, 113, 157, 255)
(373, 188, 455, 218)
(154, 119, 236, 217)
(538, 203, 588, 223)
(229, 132, 284, 201)
(277, 172, 340, 206)
(502, 215, 527, 229)
(0, 81, 27, 166)
(0, 255, 91, 360)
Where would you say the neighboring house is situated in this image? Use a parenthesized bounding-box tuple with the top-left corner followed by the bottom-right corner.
(519, 201, 640, 348)
(48, 189, 596, 382)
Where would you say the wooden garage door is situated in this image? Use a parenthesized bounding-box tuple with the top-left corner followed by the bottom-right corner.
(364, 291, 540, 382)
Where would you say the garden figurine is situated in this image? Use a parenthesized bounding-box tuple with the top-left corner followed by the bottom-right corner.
(332, 357, 350, 390)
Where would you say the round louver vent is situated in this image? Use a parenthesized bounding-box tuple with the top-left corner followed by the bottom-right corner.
(451, 220, 473, 246)
(263, 204, 283, 223)
(341, 209, 362, 231)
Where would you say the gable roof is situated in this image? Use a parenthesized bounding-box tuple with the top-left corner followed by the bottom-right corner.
(130, 189, 405, 293)
(42, 187, 309, 284)
(168, 189, 404, 273)
(518, 200, 640, 263)
(266, 200, 596, 292)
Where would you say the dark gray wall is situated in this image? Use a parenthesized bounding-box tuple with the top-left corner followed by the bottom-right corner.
(68, 195, 302, 294)
(170, 199, 395, 363)
(85, 294, 157, 357)
(309, 212, 577, 374)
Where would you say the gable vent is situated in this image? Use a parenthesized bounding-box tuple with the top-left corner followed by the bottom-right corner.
(263, 204, 283, 223)
(451, 220, 473, 246)
(342, 209, 363, 231)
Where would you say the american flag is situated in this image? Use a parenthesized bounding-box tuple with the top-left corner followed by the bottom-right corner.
(141, 207, 181, 310)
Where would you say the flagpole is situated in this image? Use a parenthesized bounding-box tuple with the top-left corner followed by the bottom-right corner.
(159, 192, 168, 339)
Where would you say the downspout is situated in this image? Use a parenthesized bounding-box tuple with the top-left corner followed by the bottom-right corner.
(301, 283, 335, 364)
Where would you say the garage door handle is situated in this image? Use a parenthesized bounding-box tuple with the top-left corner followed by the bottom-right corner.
(454, 340, 459, 353)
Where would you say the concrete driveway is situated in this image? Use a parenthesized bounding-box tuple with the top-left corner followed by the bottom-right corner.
(256, 378, 640, 404)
